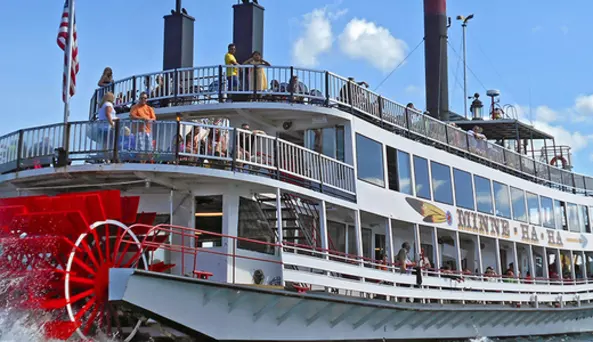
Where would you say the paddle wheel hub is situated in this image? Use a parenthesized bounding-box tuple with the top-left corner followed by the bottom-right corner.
(0, 190, 170, 341)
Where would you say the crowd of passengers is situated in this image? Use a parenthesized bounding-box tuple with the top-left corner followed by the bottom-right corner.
(93, 89, 271, 164)
(364, 241, 581, 284)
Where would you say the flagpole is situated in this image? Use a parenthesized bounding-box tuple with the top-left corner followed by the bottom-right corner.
(63, 0, 75, 125)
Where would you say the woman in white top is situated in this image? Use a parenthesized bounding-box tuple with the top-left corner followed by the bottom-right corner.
(95, 92, 116, 152)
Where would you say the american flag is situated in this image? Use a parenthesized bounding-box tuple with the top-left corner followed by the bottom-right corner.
(57, 0, 79, 102)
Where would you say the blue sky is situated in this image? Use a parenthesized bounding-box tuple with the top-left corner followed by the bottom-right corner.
(1, 0, 592, 172)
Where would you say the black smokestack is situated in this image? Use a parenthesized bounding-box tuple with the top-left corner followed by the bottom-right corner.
(423, 0, 449, 121)
(163, 2, 195, 70)
(232, 1, 265, 64)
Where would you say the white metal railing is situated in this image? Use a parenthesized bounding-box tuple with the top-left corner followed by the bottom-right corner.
(282, 244, 593, 306)
(88, 65, 593, 197)
(0, 119, 355, 196)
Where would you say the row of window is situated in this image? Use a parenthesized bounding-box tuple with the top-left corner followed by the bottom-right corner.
(355, 134, 593, 233)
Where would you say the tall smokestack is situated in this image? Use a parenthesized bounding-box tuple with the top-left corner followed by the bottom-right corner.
(163, 3, 195, 70)
(232, 1, 265, 64)
(423, 0, 449, 121)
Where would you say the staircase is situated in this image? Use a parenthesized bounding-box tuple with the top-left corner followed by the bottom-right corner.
(254, 193, 324, 249)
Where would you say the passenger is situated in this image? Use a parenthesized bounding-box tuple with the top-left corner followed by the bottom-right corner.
(397, 242, 412, 274)
(98, 67, 113, 87)
(419, 248, 431, 269)
(94, 92, 117, 157)
(376, 253, 388, 271)
(130, 92, 156, 152)
(243, 51, 270, 93)
(237, 123, 253, 161)
(288, 76, 305, 103)
(467, 125, 487, 153)
(224, 44, 239, 92)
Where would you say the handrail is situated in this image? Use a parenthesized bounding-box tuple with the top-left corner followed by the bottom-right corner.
(89, 65, 593, 197)
(0, 118, 356, 198)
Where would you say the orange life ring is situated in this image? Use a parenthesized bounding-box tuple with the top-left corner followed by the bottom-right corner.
(550, 155, 567, 168)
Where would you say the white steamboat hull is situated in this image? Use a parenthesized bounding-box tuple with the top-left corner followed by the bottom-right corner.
(109, 269, 593, 341)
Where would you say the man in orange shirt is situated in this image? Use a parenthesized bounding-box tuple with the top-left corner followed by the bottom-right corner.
(130, 92, 156, 151)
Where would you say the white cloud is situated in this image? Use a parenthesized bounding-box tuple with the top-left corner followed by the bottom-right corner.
(513, 104, 591, 153)
(531, 25, 543, 33)
(534, 105, 557, 123)
(292, 8, 334, 67)
(574, 94, 593, 116)
(338, 19, 407, 72)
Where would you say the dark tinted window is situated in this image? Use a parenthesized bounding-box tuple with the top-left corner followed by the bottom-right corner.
(540, 196, 555, 229)
(493, 181, 511, 218)
(510, 187, 527, 222)
(555, 200, 567, 230)
(431, 162, 453, 204)
(413, 156, 430, 199)
(474, 176, 493, 214)
(356, 134, 384, 187)
(453, 169, 474, 210)
(526, 192, 540, 225)
(386, 147, 413, 195)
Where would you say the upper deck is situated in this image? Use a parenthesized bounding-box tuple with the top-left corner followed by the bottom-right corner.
(0, 65, 589, 201)
(90, 64, 590, 196)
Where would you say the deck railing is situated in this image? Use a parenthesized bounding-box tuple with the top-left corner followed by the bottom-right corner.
(0, 119, 355, 198)
(89, 65, 593, 197)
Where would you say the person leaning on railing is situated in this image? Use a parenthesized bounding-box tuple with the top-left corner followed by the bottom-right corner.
(130, 92, 156, 152)
(243, 51, 270, 94)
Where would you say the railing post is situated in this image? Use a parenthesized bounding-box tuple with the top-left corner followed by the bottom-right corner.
(571, 173, 577, 194)
(275, 136, 281, 180)
(132, 77, 137, 103)
(444, 125, 450, 151)
(173, 68, 179, 104)
(231, 128, 238, 171)
(218, 65, 223, 103)
(347, 80, 353, 113)
(252, 65, 258, 99)
(16, 130, 23, 171)
(318, 155, 324, 193)
(64, 123, 71, 162)
(175, 114, 181, 164)
(113, 119, 121, 163)
(289, 66, 295, 103)
(324, 71, 330, 107)
(377, 96, 383, 128)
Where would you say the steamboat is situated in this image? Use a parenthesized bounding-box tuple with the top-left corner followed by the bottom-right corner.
(1, 0, 593, 341)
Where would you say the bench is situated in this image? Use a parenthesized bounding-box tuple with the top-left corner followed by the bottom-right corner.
(193, 270, 213, 280)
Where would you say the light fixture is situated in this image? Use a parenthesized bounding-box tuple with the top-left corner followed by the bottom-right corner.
(195, 212, 223, 217)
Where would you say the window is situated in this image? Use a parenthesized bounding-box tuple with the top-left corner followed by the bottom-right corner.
(195, 195, 223, 247)
(540, 196, 555, 229)
(526, 192, 540, 226)
(583, 206, 591, 233)
(493, 181, 511, 219)
(579, 205, 589, 233)
(398, 151, 413, 194)
(555, 200, 567, 230)
(474, 176, 493, 214)
(327, 221, 346, 253)
(386, 147, 412, 194)
(510, 187, 527, 222)
(306, 126, 345, 161)
(237, 197, 276, 253)
(347, 225, 357, 255)
(567, 203, 580, 232)
(430, 162, 453, 205)
(413, 156, 431, 199)
(453, 169, 474, 210)
(356, 134, 384, 187)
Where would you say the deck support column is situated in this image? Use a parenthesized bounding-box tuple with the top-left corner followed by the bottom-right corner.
(319, 200, 329, 260)
(386, 217, 395, 267)
(512, 241, 519, 279)
(476, 235, 483, 275)
(276, 188, 283, 245)
(354, 210, 364, 265)
(432, 226, 441, 271)
(528, 244, 536, 280)
(495, 238, 502, 275)
(222, 191, 240, 283)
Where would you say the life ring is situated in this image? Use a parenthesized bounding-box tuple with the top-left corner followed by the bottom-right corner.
(550, 155, 568, 168)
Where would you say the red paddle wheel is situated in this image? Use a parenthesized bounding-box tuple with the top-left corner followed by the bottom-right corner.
(0, 190, 170, 341)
